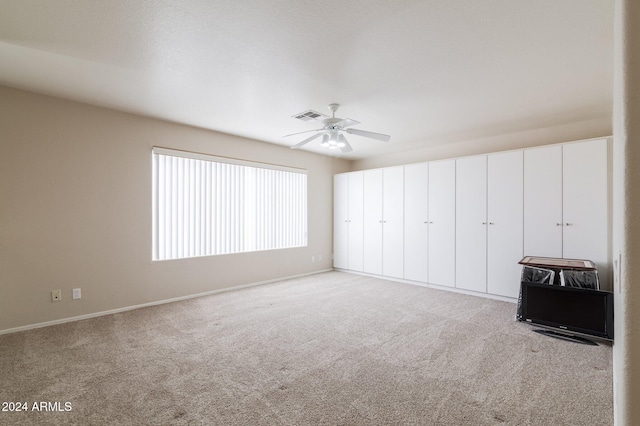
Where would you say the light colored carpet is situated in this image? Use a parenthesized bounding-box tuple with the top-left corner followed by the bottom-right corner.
(0, 271, 612, 425)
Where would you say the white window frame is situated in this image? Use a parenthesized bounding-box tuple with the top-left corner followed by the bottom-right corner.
(152, 147, 307, 261)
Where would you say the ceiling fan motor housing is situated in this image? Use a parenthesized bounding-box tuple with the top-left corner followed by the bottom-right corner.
(286, 103, 390, 153)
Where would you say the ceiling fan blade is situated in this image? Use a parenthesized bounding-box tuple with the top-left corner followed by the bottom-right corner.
(290, 132, 325, 149)
(346, 128, 391, 142)
(339, 135, 353, 153)
(282, 128, 323, 138)
(334, 118, 360, 129)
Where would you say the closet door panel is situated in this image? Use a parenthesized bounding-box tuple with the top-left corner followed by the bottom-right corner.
(404, 163, 429, 282)
(523, 145, 563, 258)
(363, 169, 383, 275)
(428, 160, 456, 287)
(383, 167, 404, 279)
(487, 151, 523, 298)
(456, 156, 487, 293)
(333, 174, 349, 269)
(347, 172, 364, 271)
(563, 139, 609, 287)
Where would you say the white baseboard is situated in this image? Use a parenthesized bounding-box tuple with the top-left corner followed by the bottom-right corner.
(0, 269, 333, 336)
(334, 268, 518, 304)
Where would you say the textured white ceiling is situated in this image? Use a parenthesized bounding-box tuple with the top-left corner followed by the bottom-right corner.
(0, 0, 613, 159)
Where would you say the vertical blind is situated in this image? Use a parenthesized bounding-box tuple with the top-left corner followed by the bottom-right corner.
(152, 148, 307, 261)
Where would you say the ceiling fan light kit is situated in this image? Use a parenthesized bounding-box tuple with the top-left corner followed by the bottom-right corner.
(285, 104, 390, 153)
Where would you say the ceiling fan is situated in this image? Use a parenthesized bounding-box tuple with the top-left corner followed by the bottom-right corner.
(284, 103, 391, 153)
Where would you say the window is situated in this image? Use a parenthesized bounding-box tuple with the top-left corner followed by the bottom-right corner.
(152, 147, 307, 261)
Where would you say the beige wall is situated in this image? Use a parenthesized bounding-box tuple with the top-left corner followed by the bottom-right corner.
(351, 117, 611, 171)
(0, 86, 350, 332)
(612, 1, 640, 424)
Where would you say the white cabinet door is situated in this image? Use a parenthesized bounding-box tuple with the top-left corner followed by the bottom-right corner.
(404, 163, 429, 282)
(383, 167, 404, 279)
(456, 155, 487, 293)
(563, 139, 609, 287)
(428, 160, 456, 288)
(333, 174, 349, 270)
(363, 169, 383, 275)
(487, 151, 523, 298)
(347, 172, 364, 272)
(523, 145, 563, 258)
(337, 139, 608, 298)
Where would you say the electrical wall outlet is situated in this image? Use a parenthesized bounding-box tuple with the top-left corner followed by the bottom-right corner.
(72, 288, 81, 300)
(318, 254, 322, 261)
(51, 290, 61, 302)
(311, 255, 316, 262)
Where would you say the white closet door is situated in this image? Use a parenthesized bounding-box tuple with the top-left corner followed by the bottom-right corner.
(363, 169, 383, 275)
(333, 174, 349, 269)
(456, 155, 487, 293)
(563, 139, 609, 286)
(487, 151, 523, 298)
(347, 172, 364, 272)
(523, 145, 563, 258)
(383, 167, 404, 279)
(404, 163, 429, 282)
(428, 160, 456, 287)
